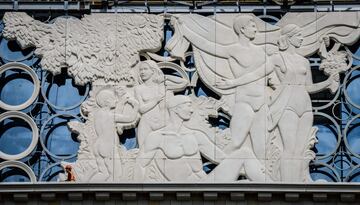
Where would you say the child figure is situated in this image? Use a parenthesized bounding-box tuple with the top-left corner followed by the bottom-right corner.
(92, 87, 138, 181)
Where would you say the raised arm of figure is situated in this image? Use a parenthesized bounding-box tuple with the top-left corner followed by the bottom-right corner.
(181, 25, 230, 59)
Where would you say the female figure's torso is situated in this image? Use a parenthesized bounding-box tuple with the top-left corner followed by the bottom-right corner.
(280, 52, 312, 116)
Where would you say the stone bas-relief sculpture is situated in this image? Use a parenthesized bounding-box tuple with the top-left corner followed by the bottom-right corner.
(165, 12, 359, 182)
(3, 12, 360, 182)
(136, 95, 226, 181)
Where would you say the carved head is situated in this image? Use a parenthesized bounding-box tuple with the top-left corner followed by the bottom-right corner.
(233, 15, 257, 40)
(278, 24, 303, 50)
(138, 60, 164, 84)
(96, 88, 117, 109)
(167, 95, 193, 121)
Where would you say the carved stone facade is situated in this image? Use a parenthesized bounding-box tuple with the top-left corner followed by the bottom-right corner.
(1, 11, 360, 183)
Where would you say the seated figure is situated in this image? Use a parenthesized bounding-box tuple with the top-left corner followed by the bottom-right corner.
(136, 95, 226, 182)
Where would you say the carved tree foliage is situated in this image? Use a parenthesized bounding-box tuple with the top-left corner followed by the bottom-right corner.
(3, 12, 164, 85)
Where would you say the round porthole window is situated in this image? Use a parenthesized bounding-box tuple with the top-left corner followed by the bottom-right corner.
(0, 62, 40, 111)
(0, 111, 39, 160)
(0, 161, 36, 182)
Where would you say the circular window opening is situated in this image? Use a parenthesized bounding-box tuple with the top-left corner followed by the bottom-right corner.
(41, 71, 89, 111)
(40, 114, 81, 160)
(0, 63, 40, 111)
(0, 39, 34, 62)
(0, 111, 38, 160)
(0, 69, 35, 107)
(0, 161, 36, 182)
(0, 117, 33, 155)
(0, 167, 31, 182)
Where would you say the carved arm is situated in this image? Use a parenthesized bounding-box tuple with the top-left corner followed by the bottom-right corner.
(217, 54, 275, 89)
(135, 87, 163, 114)
(305, 60, 335, 94)
(114, 98, 139, 123)
(138, 133, 164, 167)
(181, 25, 230, 59)
(196, 132, 226, 164)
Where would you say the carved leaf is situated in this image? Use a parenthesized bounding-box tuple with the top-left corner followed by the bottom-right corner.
(3, 12, 164, 85)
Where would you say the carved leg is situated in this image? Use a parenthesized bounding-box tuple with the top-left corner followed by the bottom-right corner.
(206, 146, 266, 182)
(243, 150, 267, 182)
(104, 158, 114, 181)
(278, 110, 300, 182)
(206, 154, 244, 182)
(91, 157, 110, 182)
(297, 112, 314, 181)
(250, 105, 267, 160)
(137, 121, 152, 149)
(224, 102, 255, 154)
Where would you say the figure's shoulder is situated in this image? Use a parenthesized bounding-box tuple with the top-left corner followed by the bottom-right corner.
(271, 51, 283, 64)
(143, 130, 165, 149)
(230, 42, 247, 51)
(147, 129, 163, 138)
(134, 85, 144, 93)
(300, 55, 311, 65)
(188, 129, 209, 141)
(147, 129, 175, 140)
(94, 108, 110, 116)
(263, 44, 279, 56)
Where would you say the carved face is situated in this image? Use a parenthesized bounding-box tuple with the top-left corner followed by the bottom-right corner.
(139, 63, 154, 82)
(289, 32, 303, 48)
(241, 20, 257, 40)
(175, 102, 194, 121)
(107, 96, 117, 108)
(96, 89, 117, 108)
(101, 94, 117, 109)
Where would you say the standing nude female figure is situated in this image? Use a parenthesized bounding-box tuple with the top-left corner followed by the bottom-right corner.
(135, 60, 188, 148)
(135, 60, 167, 148)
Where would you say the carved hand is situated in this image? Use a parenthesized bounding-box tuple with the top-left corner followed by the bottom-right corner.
(216, 78, 235, 90)
(331, 73, 340, 82)
(125, 97, 139, 107)
(319, 35, 330, 47)
(116, 87, 126, 97)
(328, 73, 340, 93)
(157, 91, 166, 102)
(267, 77, 278, 89)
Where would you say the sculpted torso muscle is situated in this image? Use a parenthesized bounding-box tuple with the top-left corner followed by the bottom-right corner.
(143, 129, 205, 181)
(228, 43, 267, 108)
(152, 131, 204, 181)
(160, 132, 199, 158)
(229, 43, 266, 78)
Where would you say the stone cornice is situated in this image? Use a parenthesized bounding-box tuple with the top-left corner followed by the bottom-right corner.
(0, 183, 360, 202)
(1, 182, 360, 193)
